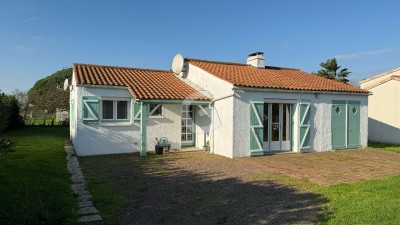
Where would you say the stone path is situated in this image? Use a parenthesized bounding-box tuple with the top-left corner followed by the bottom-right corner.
(65, 140, 103, 224)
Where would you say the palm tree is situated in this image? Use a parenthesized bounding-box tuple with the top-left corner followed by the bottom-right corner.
(315, 58, 350, 83)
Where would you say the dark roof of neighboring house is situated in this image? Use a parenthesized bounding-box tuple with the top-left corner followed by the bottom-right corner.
(73, 63, 209, 100)
(188, 58, 369, 93)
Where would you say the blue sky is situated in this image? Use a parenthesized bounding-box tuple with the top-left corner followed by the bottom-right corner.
(1, 0, 399, 93)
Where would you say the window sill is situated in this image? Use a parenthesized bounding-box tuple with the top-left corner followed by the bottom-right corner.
(100, 122, 132, 127)
(149, 115, 163, 119)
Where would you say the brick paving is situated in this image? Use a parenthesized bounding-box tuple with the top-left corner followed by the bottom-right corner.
(240, 149, 400, 185)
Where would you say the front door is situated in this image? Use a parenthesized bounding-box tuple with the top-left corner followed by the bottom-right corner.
(263, 103, 292, 151)
(181, 105, 195, 146)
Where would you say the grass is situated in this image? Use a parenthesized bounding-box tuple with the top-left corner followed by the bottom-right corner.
(25, 116, 67, 126)
(253, 172, 400, 224)
(319, 176, 400, 224)
(0, 127, 78, 225)
(368, 142, 400, 153)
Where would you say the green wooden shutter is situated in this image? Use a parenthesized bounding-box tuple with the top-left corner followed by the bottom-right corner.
(347, 101, 361, 148)
(298, 100, 311, 152)
(331, 100, 346, 149)
(82, 96, 100, 123)
(249, 100, 264, 156)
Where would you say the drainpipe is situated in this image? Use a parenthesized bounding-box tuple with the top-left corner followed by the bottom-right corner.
(209, 92, 235, 106)
(208, 91, 236, 154)
(211, 106, 214, 154)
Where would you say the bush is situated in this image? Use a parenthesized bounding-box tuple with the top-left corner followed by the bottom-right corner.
(0, 135, 14, 152)
(0, 92, 23, 133)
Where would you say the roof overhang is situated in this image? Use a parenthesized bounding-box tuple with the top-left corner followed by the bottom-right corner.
(137, 99, 211, 105)
(363, 75, 400, 90)
(76, 84, 128, 90)
(233, 86, 371, 96)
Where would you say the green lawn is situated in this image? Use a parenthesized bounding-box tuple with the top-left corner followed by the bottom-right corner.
(317, 143, 400, 224)
(369, 142, 400, 153)
(318, 176, 400, 224)
(0, 127, 78, 225)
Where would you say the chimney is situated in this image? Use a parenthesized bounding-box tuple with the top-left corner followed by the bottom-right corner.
(246, 52, 265, 68)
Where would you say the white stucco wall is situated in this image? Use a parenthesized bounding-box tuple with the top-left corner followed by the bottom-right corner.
(367, 80, 400, 144)
(232, 90, 368, 157)
(194, 105, 212, 148)
(70, 72, 78, 142)
(71, 85, 182, 156)
(183, 63, 235, 158)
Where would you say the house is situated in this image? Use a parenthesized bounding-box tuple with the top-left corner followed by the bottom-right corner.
(70, 52, 369, 158)
(360, 67, 400, 144)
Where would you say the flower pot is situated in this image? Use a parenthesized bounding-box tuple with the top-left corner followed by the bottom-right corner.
(155, 145, 164, 155)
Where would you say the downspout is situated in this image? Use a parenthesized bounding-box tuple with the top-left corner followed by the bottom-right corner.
(209, 91, 236, 154)
(212, 106, 215, 154)
(209, 92, 235, 106)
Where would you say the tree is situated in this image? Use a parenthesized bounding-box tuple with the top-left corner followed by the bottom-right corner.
(12, 89, 30, 120)
(28, 67, 71, 113)
(0, 90, 23, 133)
(315, 58, 351, 83)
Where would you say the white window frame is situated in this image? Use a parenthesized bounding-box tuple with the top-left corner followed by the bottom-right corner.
(148, 104, 163, 118)
(100, 97, 131, 121)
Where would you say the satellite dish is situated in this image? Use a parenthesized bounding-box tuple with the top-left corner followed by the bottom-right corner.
(63, 79, 69, 91)
(172, 54, 185, 75)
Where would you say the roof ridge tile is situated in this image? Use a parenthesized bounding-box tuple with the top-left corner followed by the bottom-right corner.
(73, 63, 170, 73)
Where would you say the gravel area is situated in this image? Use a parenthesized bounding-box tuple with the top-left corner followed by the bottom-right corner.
(80, 153, 323, 225)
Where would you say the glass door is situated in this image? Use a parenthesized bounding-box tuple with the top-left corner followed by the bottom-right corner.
(263, 103, 291, 151)
(181, 105, 195, 146)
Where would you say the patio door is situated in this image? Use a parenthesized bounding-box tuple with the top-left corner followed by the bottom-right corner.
(263, 103, 292, 151)
(181, 105, 195, 146)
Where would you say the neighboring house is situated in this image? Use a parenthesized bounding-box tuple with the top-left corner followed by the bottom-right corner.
(56, 108, 69, 122)
(360, 67, 400, 144)
(70, 52, 369, 158)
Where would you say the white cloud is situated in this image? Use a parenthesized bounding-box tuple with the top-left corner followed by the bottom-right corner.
(365, 48, 391, 56)
(280, 42, 290, 49)
(18, 17, 38, 24)
(14, 44, 29, 51)
(32, 35, 44, 40)
(334, 48, 392, 60)
(334, 53, 359, 60)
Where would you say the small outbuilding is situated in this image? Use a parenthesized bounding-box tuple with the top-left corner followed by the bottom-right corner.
(360, 67, 400, 144)
(70, 52, 369, 158)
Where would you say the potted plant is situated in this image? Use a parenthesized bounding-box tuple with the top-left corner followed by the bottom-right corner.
(155, 137, 168, 155)
(203, 140, 210, 152)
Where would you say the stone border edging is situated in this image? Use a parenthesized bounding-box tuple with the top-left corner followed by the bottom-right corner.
(65, 140, 103, 224)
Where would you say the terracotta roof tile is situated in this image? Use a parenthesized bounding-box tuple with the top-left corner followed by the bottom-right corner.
(188, 58, 369, 93)
(74, 63, 209, 101)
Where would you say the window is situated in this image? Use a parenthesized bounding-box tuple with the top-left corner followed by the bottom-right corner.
(101, 99, 129, 120)
(102, 100, 114, 119)
(117, 101, 128, 119)
(149, 104, 162, 117)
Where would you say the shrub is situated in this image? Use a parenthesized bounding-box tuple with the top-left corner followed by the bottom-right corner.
(0, 91, 23, 133)
(0, 135, 14, 152)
